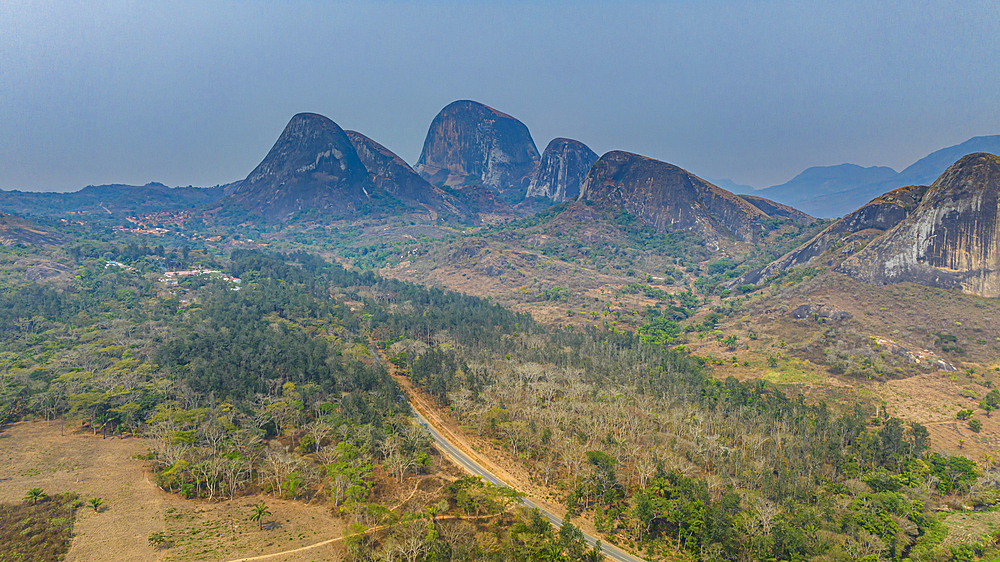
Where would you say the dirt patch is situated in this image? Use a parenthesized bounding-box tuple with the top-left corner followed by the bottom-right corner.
(0, 421, 166, 562)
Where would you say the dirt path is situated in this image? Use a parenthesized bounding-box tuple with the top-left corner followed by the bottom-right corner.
(388, 367, 609, 544)
(223, 513, 503, 562)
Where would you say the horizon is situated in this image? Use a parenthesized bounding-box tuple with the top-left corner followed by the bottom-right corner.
(2, 1, 998, 193)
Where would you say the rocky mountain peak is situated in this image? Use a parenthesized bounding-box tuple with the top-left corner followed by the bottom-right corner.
(229, 113, 374, 221)
(526, 138, 598, 202)
(838, 153, 1000, 297)
(415, 100, 539, 197)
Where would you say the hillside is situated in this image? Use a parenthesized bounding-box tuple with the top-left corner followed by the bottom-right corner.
(346, 130, 471, 223)
(578, 151, 770, 245)
(734, 184, 927, 285)
(840, 153, 1000, 297)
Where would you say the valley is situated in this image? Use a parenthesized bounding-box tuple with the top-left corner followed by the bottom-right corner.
(2, 99, 1000, 562)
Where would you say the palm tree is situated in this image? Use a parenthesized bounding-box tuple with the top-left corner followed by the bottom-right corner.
(88, 497, 103, 512)
(23, 487, 46, 505)
(249, 502, 271, 530)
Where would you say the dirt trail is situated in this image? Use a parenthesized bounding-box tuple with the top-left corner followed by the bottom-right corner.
(387, 364, 606, 542)
(223, 513, 502, 562)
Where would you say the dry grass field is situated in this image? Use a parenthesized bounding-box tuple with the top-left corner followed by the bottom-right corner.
(0, 421, 462, 562)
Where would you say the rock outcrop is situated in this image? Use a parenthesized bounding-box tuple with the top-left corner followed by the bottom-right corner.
(838, 153, 1000, 297)
(453, 184, 521, 225)
(345, 130, 469, 220)
(577, 151, 768, 244)
(733, 184, 927, 285)
(415, 101, 540, 197)
(229, 113, 374, 221)
(526, 138, 598, 202)
(790, 303, 852, 321)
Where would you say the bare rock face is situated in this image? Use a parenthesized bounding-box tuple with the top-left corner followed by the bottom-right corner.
(733, 184, 927, 285)
(578, 151, 768, 244)
(345, 130, 469, 220)
(230, 113, 374, 221)
(838, 153, 1000, 297)
(526, 138, 598, 202)
(737, 194, 813, 223)
(415, 101, 540, 197)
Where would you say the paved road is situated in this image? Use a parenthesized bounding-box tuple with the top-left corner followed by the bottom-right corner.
(410, 408, 648, 562)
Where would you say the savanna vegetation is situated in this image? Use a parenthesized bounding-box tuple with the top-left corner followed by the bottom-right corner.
(1, 212, 999, 562)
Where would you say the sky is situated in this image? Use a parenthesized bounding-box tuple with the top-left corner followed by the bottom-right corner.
(2, 0, 999, 192)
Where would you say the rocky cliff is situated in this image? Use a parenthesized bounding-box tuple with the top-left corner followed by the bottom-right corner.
(838, 153, 1000, 297)
(577, 151, 768, 244)
(733, 184, 927, 285)
(415, 101, 539, 197)
(229, 113, 374, 221)
(345, 130, 469, 220)
(525, 138, 598, 202)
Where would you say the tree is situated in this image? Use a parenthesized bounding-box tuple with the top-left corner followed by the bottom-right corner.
(249, 501, 271, 530)
(88, 497, 103, 512)
(969, 419, 983, 433)
(23, 487, 46, 505)
(722, 334, 739, 351)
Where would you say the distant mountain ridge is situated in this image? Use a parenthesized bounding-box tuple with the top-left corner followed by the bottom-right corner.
(754, 135, 1000, 218)
(0, 182, 229, 218)
(756, 164, 899, 206)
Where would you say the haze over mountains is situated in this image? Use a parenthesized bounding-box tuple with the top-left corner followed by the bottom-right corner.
(753, 135, 1000, 217)
(4, 97, 996, 225)
(3, 98, 1000, 299)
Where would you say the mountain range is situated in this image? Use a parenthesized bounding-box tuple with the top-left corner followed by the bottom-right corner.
(3, 99, 1000, 299)
(752, 135, 1000, 217)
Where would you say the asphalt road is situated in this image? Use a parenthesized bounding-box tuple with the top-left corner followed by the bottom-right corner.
(410, 408, 648, 562)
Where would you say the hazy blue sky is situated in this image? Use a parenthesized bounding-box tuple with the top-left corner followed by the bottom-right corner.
(2, 1, 998, 192)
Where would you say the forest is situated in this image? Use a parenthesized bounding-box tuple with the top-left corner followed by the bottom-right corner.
(1, 238, 998, 562)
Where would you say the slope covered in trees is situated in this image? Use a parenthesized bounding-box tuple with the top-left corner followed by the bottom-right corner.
(1, 238, 998, 561)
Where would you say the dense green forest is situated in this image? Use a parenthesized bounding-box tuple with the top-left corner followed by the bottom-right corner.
(1, 239, 998, 561)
